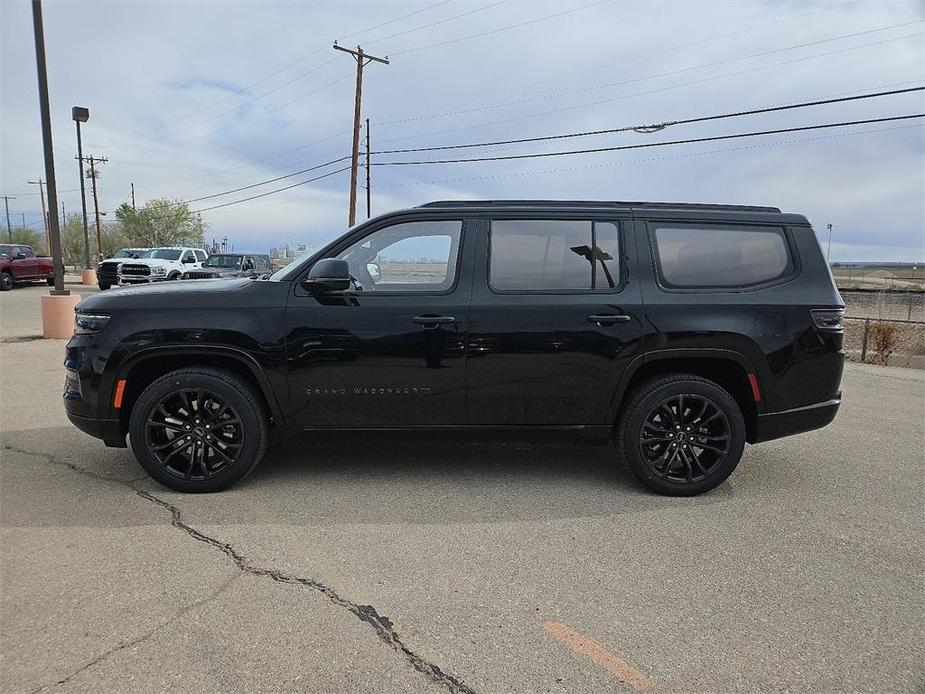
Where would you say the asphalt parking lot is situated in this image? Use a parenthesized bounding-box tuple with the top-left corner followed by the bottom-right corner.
(1, 282, 922, 693)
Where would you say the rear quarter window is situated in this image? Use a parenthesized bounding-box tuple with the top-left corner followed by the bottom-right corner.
(652, 223, 793, 289)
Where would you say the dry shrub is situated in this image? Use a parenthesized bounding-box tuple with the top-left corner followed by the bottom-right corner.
(869, 321, 898, 365)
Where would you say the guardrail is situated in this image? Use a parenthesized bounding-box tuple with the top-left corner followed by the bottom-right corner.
(845, 316, 925, 363)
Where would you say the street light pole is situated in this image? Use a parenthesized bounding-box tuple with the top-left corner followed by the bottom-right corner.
(826, 223, 833, 263)
(72, 106, 91, 269)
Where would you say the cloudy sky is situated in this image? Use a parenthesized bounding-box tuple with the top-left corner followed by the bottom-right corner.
(1, 0, 923, 260)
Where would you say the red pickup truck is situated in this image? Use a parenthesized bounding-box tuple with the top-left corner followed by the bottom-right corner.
(0, 244, 55, 291)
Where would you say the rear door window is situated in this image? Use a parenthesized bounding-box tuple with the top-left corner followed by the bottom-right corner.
(652, 224, 793, 289)
(489, 219, 621, 292)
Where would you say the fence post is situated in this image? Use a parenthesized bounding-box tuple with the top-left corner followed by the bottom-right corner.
(860, 319, 870, 363)
(908, 293, 913, 321)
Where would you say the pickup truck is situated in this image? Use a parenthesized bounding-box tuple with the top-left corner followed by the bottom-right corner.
(0, 244, 54, 290)
(117, 247, 208, 285)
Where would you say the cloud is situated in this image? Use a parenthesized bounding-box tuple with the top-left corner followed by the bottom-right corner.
(1, 0, 922, 260)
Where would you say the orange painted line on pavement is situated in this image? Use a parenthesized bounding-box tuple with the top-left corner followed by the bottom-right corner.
(543, 621, 656, 692)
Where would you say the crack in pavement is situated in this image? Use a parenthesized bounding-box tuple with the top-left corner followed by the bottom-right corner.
(28, 573, 241, 694)
(3, 443, 478, 694)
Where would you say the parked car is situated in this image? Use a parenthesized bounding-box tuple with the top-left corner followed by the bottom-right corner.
(97, 248, 153, 290)
(117, 247, 208, 285)
(182, 253, 270, 280)
(64, 200, 844, 495)
(0, 244, 54, 290)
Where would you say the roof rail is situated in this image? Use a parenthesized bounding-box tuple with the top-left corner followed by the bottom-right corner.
(418, 200, 782, 213)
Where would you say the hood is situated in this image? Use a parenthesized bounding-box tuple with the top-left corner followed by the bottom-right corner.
(188, 267, 240, 277)
(77, 277, 254, 311)
(131, 258, 178, 268)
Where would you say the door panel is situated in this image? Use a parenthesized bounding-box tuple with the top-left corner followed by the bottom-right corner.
(466, 216, 644, 426)
(285, 218, 475, 428)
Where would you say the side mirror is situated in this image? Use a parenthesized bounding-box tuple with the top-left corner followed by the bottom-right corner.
(15, 252, 26, 260)
(366, 262, 381, 282)
(302, 258, 351, 293)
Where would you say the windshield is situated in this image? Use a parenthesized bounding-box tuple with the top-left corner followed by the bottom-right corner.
(113, 249, 153, 259)
(204, 254, 242, 268)
(150, 249, 182, 260)
(268, 250, 318, 281)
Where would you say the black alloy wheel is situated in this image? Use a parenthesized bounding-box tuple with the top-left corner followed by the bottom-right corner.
(129, 367, 268, 492)
(619, 374, 746, 496)
(638, 394, 730, 483)
(145, 388, 244, 481)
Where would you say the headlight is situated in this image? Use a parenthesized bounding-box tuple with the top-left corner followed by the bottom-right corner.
(74, 312, 110, 335)
(151, 267, 167, 276)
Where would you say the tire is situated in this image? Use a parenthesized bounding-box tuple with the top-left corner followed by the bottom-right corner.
(168, 272, 181, 281)
(46, 277, 55, 285)
(128, 367, 269, 492)
(98, 283, 111, 291)
(0, 272, 12, 291)
(617, 374, 746, 496)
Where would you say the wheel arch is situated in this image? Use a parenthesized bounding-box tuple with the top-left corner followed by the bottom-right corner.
(113, 346, 283, 435)
(611, 349, 764, 443)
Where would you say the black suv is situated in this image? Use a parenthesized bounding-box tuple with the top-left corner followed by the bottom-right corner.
(64, 201, 844, 495)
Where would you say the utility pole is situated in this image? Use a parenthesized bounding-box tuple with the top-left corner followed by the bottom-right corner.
(826, 223, 834, 262)
(83, 155, 108, 261)
(31, 0, 67, 297)
(131, 182, 136, 210)
(365, 118, 371, 219)
(27, 179, 49, 254)
(1, 196, 14, 240)
(333, 43, 388, 227)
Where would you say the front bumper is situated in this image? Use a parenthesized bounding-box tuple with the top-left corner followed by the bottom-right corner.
(753, 395, 841, 443)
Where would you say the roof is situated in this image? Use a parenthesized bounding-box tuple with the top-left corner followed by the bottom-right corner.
(418, 200, 782, 213)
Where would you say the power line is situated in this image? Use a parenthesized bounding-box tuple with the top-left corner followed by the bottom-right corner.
(177, 86, 919, 207)
(370, 114, 925, 166)
(363, 0, 510, 47)
(390, 0, 614, 56)
(375, 31, 922, 146)
(380, 20, 924, 125)
(373, 123, 923, 189)
(184, 155, 351, 203)
(370, 87, 923, 155)
(191, 166, 350, 213)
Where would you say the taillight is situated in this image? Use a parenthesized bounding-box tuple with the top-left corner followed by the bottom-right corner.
(811, 308, 844, 331)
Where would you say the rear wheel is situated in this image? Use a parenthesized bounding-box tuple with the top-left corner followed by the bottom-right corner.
(46, 276, 55, 285)
(0, 272, 12, 291)
(617, 374, 746, 496)
(98, 282, 111, 291)
(128, 367, 269, 492)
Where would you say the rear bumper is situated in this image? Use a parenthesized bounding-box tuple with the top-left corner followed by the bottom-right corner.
(753, 395, 841, 443)
(65, 411, 126, 448)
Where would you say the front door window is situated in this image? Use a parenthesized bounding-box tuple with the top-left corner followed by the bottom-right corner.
(337, 220, 462, 293)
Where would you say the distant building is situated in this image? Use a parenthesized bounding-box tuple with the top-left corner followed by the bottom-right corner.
(270, 243, 313, 260)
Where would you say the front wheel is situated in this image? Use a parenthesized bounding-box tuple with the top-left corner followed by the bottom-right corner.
(128, 367, 269, 492)
(46, 276, 55, 285)
(617, 374, 746, 496)
(0, 272, 12, 291)
(98, 282, 111, 291)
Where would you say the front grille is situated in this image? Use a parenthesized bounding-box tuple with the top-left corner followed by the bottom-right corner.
(120, 263, 151, 277)
(98, 262, 119, 282)
(185, 272, 214, 280)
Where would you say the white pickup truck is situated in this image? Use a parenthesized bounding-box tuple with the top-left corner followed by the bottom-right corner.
(118, 247, 208, 285)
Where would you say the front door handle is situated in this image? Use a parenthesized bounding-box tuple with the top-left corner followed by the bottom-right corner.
(587, 314, 632, 326)
(411, 315, 456, 327)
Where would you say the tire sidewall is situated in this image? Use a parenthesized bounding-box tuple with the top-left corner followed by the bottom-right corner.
(0, 273, 12, 291)
(622, 378, 746, 496)
(129, 371, 266, 492)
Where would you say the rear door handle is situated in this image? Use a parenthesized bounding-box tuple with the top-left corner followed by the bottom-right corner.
(587, 314, 632, 326)
(411, 315, 456, 327)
